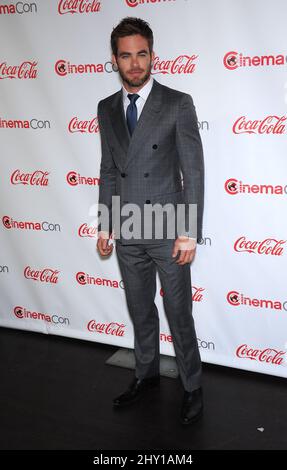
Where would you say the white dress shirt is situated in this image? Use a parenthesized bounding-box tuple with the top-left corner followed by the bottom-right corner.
(122, 77, 154, 120)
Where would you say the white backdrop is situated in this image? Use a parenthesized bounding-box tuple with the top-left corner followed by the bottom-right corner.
(1, 0, 287, 378)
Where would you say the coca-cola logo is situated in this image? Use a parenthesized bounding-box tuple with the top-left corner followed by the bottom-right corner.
(225, 178, 287, 196)
(78, 223, 98, 238)
(0, 61, 38, 79)
(234, 237, 286, 256)
(236, 344, 285, 366)
(67, 171, 100, 187)
(0, 2, 37, 15)
(55, 59, 116, 76)
(13, 306, 69, 325)
(224, 51, 286, 70)
(160, 286, 205, 302)
(152, 55, 198, 75)
(11, 170, 49, 186)
(0, 117, 51, 130)
(87, 320, 125, 337)
(58, 0, 101, 14)
(226, 290, 287, 311)
(192, 286, 205, 302)
(125, 0, 176, 7)
(233, 115, 286, 134)
(68, 116, 99, 134)
(24, 266, 60, 284)
(76, 272, 124, 288)
(2, 215, 61, 232)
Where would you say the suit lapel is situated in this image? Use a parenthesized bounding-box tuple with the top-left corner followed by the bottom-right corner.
(109, 80, 163, 169)
(124, 80, 162, 169)
(110, 90, 130, 156)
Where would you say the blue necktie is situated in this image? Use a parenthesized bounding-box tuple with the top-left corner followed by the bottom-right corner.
(126, 93, 139, 136)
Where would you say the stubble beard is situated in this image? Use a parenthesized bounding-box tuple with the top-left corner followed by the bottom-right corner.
(117, 62, 152, 89)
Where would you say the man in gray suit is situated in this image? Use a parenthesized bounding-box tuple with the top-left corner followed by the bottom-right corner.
(97, 17, 204, 425)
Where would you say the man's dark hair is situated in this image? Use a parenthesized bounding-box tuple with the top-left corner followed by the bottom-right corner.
(111, 17, 154, 56)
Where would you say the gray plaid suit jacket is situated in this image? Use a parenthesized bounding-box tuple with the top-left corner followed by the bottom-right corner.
(97, 79, 204, 244)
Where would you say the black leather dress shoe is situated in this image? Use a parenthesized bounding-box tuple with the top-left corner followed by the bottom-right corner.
(180, 387, 203, 425)
(113, 375, 160, 407)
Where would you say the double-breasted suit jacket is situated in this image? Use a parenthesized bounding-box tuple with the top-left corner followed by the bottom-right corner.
(97, 79, 204, 244)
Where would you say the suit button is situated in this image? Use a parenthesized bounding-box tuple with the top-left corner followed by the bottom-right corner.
(144, 173, 149, 177)
(152, 144, 158, 150)
(121, 172, 126, 177)
(145, 199, 151, 204)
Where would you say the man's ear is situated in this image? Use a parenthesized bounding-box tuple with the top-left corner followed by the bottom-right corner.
(112, 54, 117, 67)
(151, 50, 155, 63)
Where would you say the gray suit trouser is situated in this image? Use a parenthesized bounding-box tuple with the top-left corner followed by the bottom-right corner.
(115, 239, 202, 392)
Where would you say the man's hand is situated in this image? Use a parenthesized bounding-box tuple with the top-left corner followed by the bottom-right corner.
(172, 236, 197, 265)
(97, 231, 114, 257)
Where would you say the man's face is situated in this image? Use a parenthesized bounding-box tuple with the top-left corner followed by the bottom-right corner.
(113, 34, 154, 91)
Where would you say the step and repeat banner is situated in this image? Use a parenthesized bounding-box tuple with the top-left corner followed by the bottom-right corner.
(1, 0, 287, 378)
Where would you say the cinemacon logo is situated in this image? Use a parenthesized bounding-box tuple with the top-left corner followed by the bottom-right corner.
(87, 320, 125, 337)
(225, 178, 287, 196)
(55, 59, 116, 76)
(0, 61, 37, 79)
(0, 117, 51, 130)
(236, 344, 285, 366)
(0, 264, 9, 274)
(2, 216, 61, 232)
(0, 2, 37, 15)
(67, 171, 100, 186)
(233, 115, 286, 134)
(234, 237, 286, 256)
(76, 272, 125, 289)
(68, 116, 99, 134)
(55, 57, 197, 76)
(126, 0, 176, 6)
(14, 306, 69, 325)
(227, 291, 287, 312)
(224, 51, 287, 70)
(58, 0, 101, 14)
(11, 169, 49, 186)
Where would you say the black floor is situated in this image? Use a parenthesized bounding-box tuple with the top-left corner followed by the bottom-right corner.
(0, 326, 286, 450)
